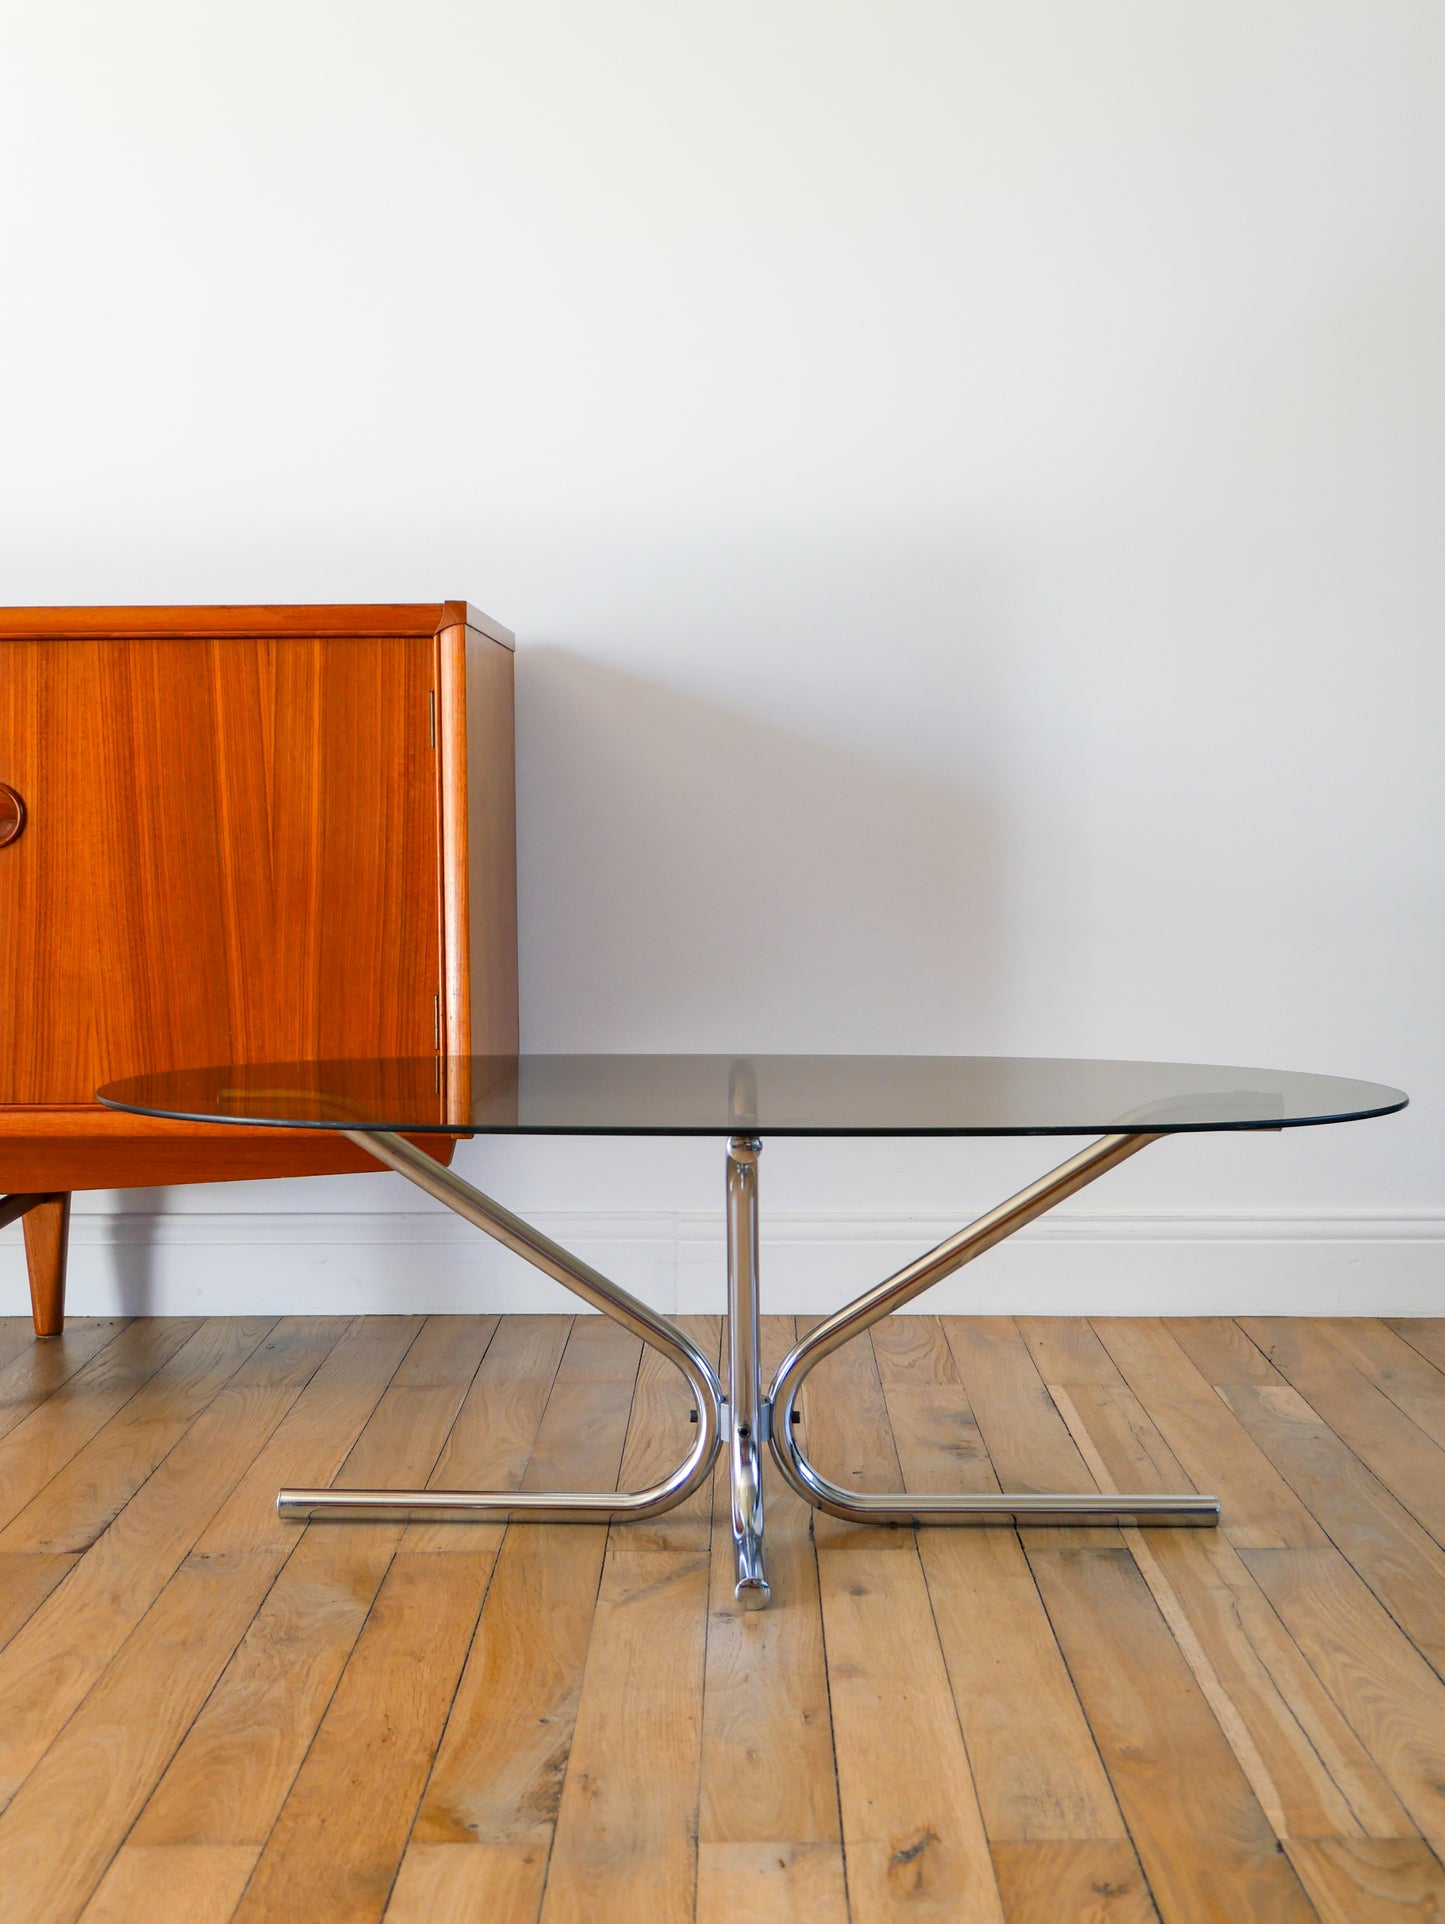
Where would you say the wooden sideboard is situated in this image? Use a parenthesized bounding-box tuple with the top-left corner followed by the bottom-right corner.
(0, 601, 518, 1333)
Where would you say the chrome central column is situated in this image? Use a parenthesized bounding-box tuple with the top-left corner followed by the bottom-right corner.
(726, 1135, 769, 1608)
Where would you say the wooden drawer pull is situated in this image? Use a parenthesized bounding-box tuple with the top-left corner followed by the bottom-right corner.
(0, 783, 24, 846)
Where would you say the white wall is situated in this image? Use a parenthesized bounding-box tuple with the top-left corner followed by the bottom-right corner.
(2, 2, 1441, 1316)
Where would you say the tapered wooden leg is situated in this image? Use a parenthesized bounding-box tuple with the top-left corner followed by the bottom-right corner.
(23, 1194, 71, 1338)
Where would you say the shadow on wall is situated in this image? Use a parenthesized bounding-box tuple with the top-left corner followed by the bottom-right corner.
(516, 649, 1009, 1051)
(102, 1202, 169, 1316)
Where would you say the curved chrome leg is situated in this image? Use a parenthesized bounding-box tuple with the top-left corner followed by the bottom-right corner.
(276, 1129, 724, 1523)
(726, 1136, 769, 1607)
(767, 1133, 1222, 1530)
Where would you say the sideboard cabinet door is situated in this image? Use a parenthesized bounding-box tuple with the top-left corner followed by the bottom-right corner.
(0, 632, 443, 1105)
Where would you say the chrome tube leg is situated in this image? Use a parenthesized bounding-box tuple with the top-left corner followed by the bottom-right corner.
(767, 1133, 1222, 1530)
(726, 1135, 769, 1608)
(275, 1130, 724, 1523)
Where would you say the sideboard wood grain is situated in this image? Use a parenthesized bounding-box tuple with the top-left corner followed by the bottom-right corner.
(0, 602, 517, 1331)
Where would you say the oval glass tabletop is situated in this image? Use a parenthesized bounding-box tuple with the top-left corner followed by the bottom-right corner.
(97, 1055, 1407, 1137)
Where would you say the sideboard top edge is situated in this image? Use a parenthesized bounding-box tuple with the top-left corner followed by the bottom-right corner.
(0, 602, 515, 644)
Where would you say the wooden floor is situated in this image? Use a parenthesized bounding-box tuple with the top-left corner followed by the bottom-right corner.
(0, 1314, 1443, 1921)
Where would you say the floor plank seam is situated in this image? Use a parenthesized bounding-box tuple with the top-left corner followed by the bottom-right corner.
(810, 1509, 854, 1924)
(806, 1318, 851, 1924)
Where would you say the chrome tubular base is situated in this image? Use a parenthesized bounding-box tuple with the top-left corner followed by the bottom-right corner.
(277, 1127, 1219, 1599)
(766, 1132, 1220, 1534)
(276, 1128, 725, 1526)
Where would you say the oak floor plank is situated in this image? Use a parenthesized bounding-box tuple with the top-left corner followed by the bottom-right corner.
(1016, 1315, 1134, 1389)
(0, 1319, 130, 1444)
(0, 1318, 202, 1533)
(871, 1313, 961, 1385)
(819, 1539, 1005, 1921)
(1322, 1319, 1445, 1453)
(384, 1842, 548, 1921)
(1241, 1546, 1445, 1846)
(195, 1315, 421, 1554)
(881, 1334, 1128, 1848)
(410, 1528, 602, 1849)
(0, 1548, 285, 1924)
(989, 1840, 1160, 1922)
(1148, 1317, 1445, 1684)
(801, 1312, 915, 1556)
(880, 1379, 993, 1489)
(79, 1845, 260, 1924)
(1053, 1381, 1198, 1497)
(1385, 1321, 1445, 1376)
(931, 1526, 1131, 1848)
(0, 1551, 79, 1653)
(0, 1315, 278, 1553)
(700, 1318, 840, 1852)
(1144, 1531, 1419, 1842)
(410, 1316, 637, 1850)
(814, 1322, 1003, 1921)
(135, 1531, 399, 1850)
(1093, 1319, 1326, 1549)
(1052, 1380, 1414, 1842)
(0, 1318, 338, 1808)
(539, 1547, 711, 1924)
(1165, 1316, 1281, 1387)
(1242, 1316, 1445, 1550)
(231, 1551, 492, 1924)
(1017, 1317, 1201, 1499)
(131, 1314, 494, 1850)
(0, 1316, 39, 1374)
(944, 1315, 1097, 1495)
(311, 1313, 495, 1498)
(614, 1313, 720, 1553)
(1028, 1542, 1316, 1922)
(696, 1841, 851, 1923)
(1283, 1837, 1445, 1922)
(403, 1313, 564, 1554)
(525, 1314, 641, 1476)
(1216, 1378, 1445, 1675)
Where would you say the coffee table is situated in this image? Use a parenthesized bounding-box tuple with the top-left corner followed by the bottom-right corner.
(99, 1054, 1405, 1609)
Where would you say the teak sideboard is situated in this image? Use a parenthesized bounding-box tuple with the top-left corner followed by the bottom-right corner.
(0, 601, 518, 1334)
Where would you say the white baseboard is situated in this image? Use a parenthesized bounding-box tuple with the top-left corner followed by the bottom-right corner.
(3, 1208, 1442, 1318)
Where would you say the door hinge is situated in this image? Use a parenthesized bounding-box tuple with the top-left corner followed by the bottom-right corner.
(433, 993, 441, 1052)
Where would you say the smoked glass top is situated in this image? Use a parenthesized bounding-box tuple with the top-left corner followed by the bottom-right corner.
(98, 1056, 1407, 1138)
